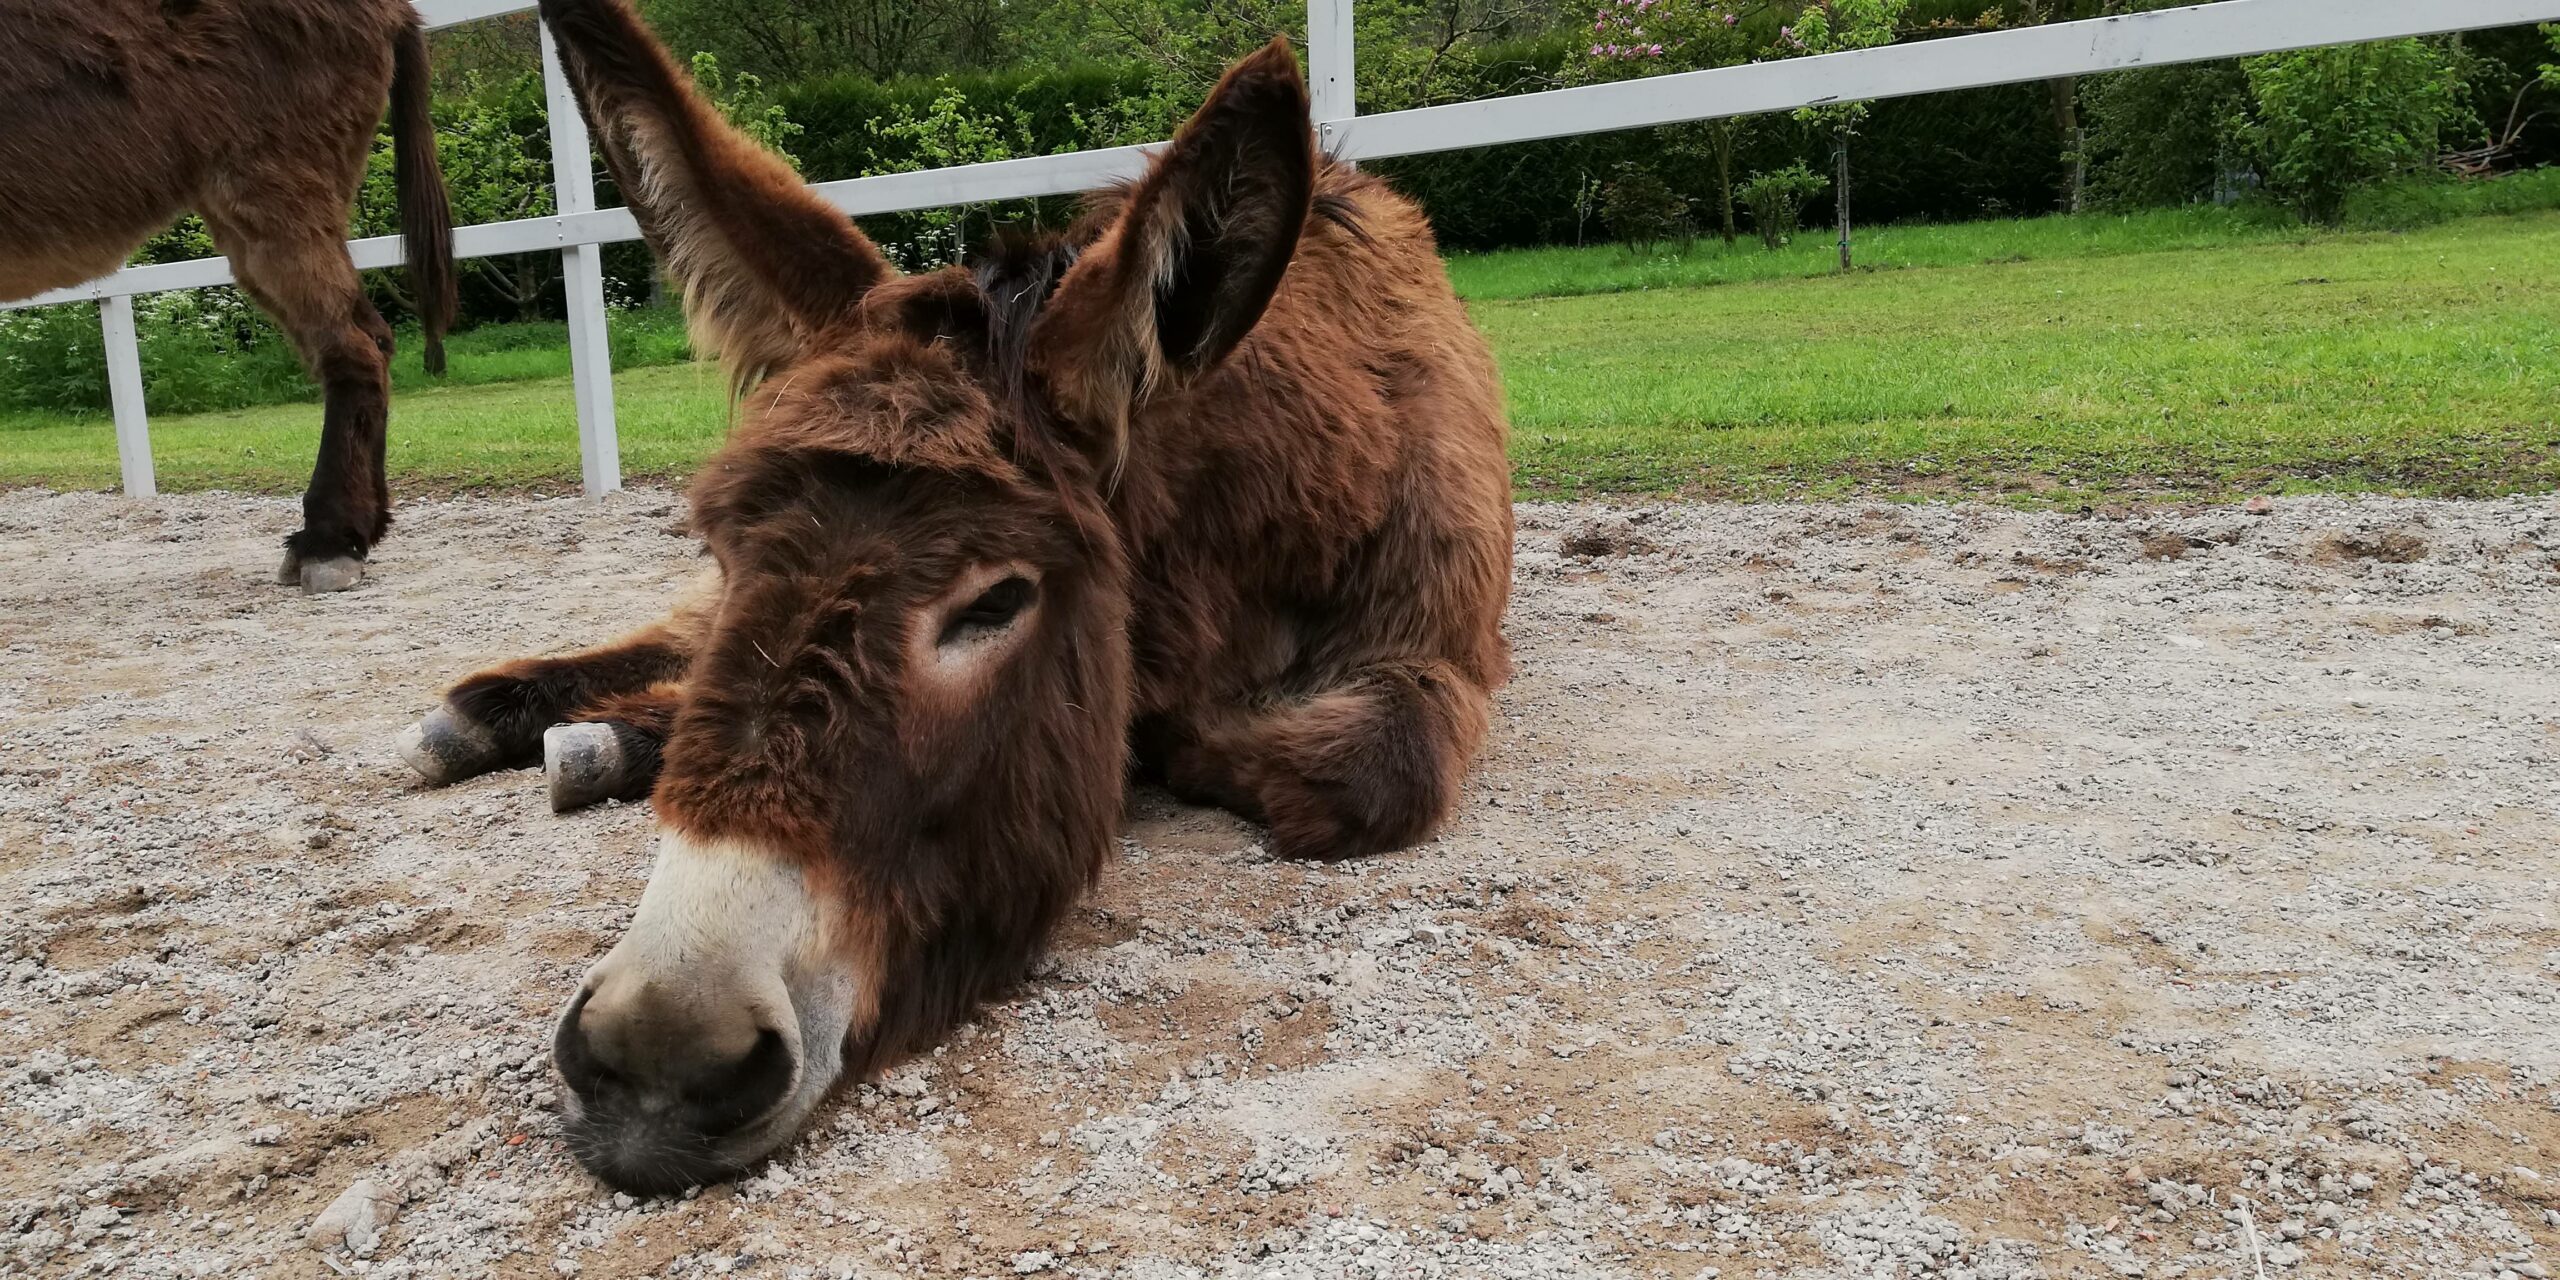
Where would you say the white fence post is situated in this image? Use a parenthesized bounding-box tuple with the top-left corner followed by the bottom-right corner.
(1306, 0, 1357, 148)
(99, 296, 156, 498)
(541, 21, 621, 497)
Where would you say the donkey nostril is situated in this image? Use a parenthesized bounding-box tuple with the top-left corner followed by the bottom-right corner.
(552, 987, 610, 1094)
(676, 1027, 796, 1136)
(554, 978, 796, 1138)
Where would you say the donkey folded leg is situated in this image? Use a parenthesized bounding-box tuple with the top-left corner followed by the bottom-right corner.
(401, 631, 691, 789)
(1160, 658, 1492, 862)
(206, 214, 394, 593)
(543, 684, 683, 813)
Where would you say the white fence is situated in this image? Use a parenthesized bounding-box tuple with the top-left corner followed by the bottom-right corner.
(12, 0, 2560, 499)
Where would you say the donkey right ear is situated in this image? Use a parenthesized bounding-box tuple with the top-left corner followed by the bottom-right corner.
(537, 0, 892, 384)
(1026, 40, 1315, 457)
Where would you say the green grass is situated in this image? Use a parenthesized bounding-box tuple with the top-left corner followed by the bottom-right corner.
(385, 306, 694, 393)
(4, 195, 2557, 504)
(0, 359, 736, 493)
(1443, 168, 2560, 302)
(1489, 209, 2560, 501)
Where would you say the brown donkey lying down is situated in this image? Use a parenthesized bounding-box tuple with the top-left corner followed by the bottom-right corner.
(396, 0, 1514, 1192)
(0, 0, 456, 593)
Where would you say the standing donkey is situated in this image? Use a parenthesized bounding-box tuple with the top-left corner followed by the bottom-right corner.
(0, 0, 456, 592)
(396, 0, 1514, 1192)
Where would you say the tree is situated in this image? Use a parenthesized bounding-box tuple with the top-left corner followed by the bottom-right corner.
(1571, 0, 1774, 246)
(1783, 0, 1910, 270)
(2013, 0, 2103, 211)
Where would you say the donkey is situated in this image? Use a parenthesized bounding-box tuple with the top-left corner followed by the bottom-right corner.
(395, 0, 1513, 1193)
(0, 0, 456, 593)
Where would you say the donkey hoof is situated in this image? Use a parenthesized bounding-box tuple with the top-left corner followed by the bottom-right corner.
(298, 556, 365, 594)
(544, 723, 627, 814)
(397, 705, 505, 786)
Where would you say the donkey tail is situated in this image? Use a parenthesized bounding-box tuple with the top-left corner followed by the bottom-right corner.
(390, 19, 457, 375)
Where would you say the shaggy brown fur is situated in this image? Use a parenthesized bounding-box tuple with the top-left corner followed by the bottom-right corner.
(412, 0, 1510, 1192)
(0, 0, 455, 586)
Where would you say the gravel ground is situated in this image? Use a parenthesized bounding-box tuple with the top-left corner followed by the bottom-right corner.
(1, 486, 2556, 1280)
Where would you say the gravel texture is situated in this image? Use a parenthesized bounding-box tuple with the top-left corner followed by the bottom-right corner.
(0, 486, 2555, 1279)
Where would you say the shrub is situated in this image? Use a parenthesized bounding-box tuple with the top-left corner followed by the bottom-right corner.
(1601, 165, 1692, 249)
(2239, 39, 2467, 223)
(0, 304, 108, 414)
(1738, 163, 1829, 249)
(2079, 61, 2250, 209)
(0, 287, 309, 416)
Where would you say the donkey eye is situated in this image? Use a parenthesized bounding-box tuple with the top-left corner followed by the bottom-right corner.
(939, 576, 1036, 647)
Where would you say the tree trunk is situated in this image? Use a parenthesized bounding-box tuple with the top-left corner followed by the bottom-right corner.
(1713, 123, 1737, 246)
(1835, 126, 1853, 273)
(2048, 75, 2085, 213)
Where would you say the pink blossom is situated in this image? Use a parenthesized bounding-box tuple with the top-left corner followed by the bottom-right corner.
(1649, 42, 1663, 54)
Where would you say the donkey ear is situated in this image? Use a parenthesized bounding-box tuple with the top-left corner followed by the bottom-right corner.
(537, 0, 892, 384)
(1028, 39, 1315, 447)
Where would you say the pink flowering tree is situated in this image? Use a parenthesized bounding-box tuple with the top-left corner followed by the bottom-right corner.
(1571, 0, 1771, 245)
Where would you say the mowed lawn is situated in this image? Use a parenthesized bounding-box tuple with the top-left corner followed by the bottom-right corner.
(4, 209, 2557, 502)
(1488, 211, 2560, 499)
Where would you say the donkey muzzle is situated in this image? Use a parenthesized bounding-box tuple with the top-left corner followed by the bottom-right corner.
(553, 833, 854, 1193)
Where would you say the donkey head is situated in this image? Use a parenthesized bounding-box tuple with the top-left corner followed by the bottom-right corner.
(533, 0, 1315, 1192)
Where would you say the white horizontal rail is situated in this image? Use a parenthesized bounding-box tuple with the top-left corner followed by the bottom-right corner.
(417, 0, 532, 31)
(7, 147, 1163, 310)
(11, 0, 2554, 315)
(1333, 0, 2560, 160)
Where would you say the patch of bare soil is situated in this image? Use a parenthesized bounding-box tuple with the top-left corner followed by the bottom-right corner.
(0, 488, 2555, 1279)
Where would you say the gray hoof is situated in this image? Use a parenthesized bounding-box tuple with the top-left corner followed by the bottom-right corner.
(299, 557, 365, 594)
(545, 723, 627, 814)
(275, 549, 302, 586)
(397, 705, 506, 786)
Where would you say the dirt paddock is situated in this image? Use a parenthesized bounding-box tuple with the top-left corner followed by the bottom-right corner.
(0, 486, 2554, 1279)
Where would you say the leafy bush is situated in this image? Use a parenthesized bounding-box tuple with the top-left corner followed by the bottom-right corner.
(0, 304, 108, 415)
(2079, 61, 2250, 209)
(0, 289, 306, 416)
(1739, 163, 1829, 249)
(691, 52, 804, 167)
(1601, 165, 1692, 249)
(2238, 40, 2468, 223)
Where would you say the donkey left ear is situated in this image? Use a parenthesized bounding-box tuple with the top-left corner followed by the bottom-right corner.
(1028, 39, 1315, 449)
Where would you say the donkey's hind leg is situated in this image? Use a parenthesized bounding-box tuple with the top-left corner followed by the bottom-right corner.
(204, 213, 393, 593)
(1148, 658, 1492, 862)
(400, 628, 692, 789)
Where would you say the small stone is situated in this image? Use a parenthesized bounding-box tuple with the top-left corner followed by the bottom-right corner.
(2245, 495, 2275, 515)
(305, 1179, 395, 1257)
(1011, 1249, 1057, 1273)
